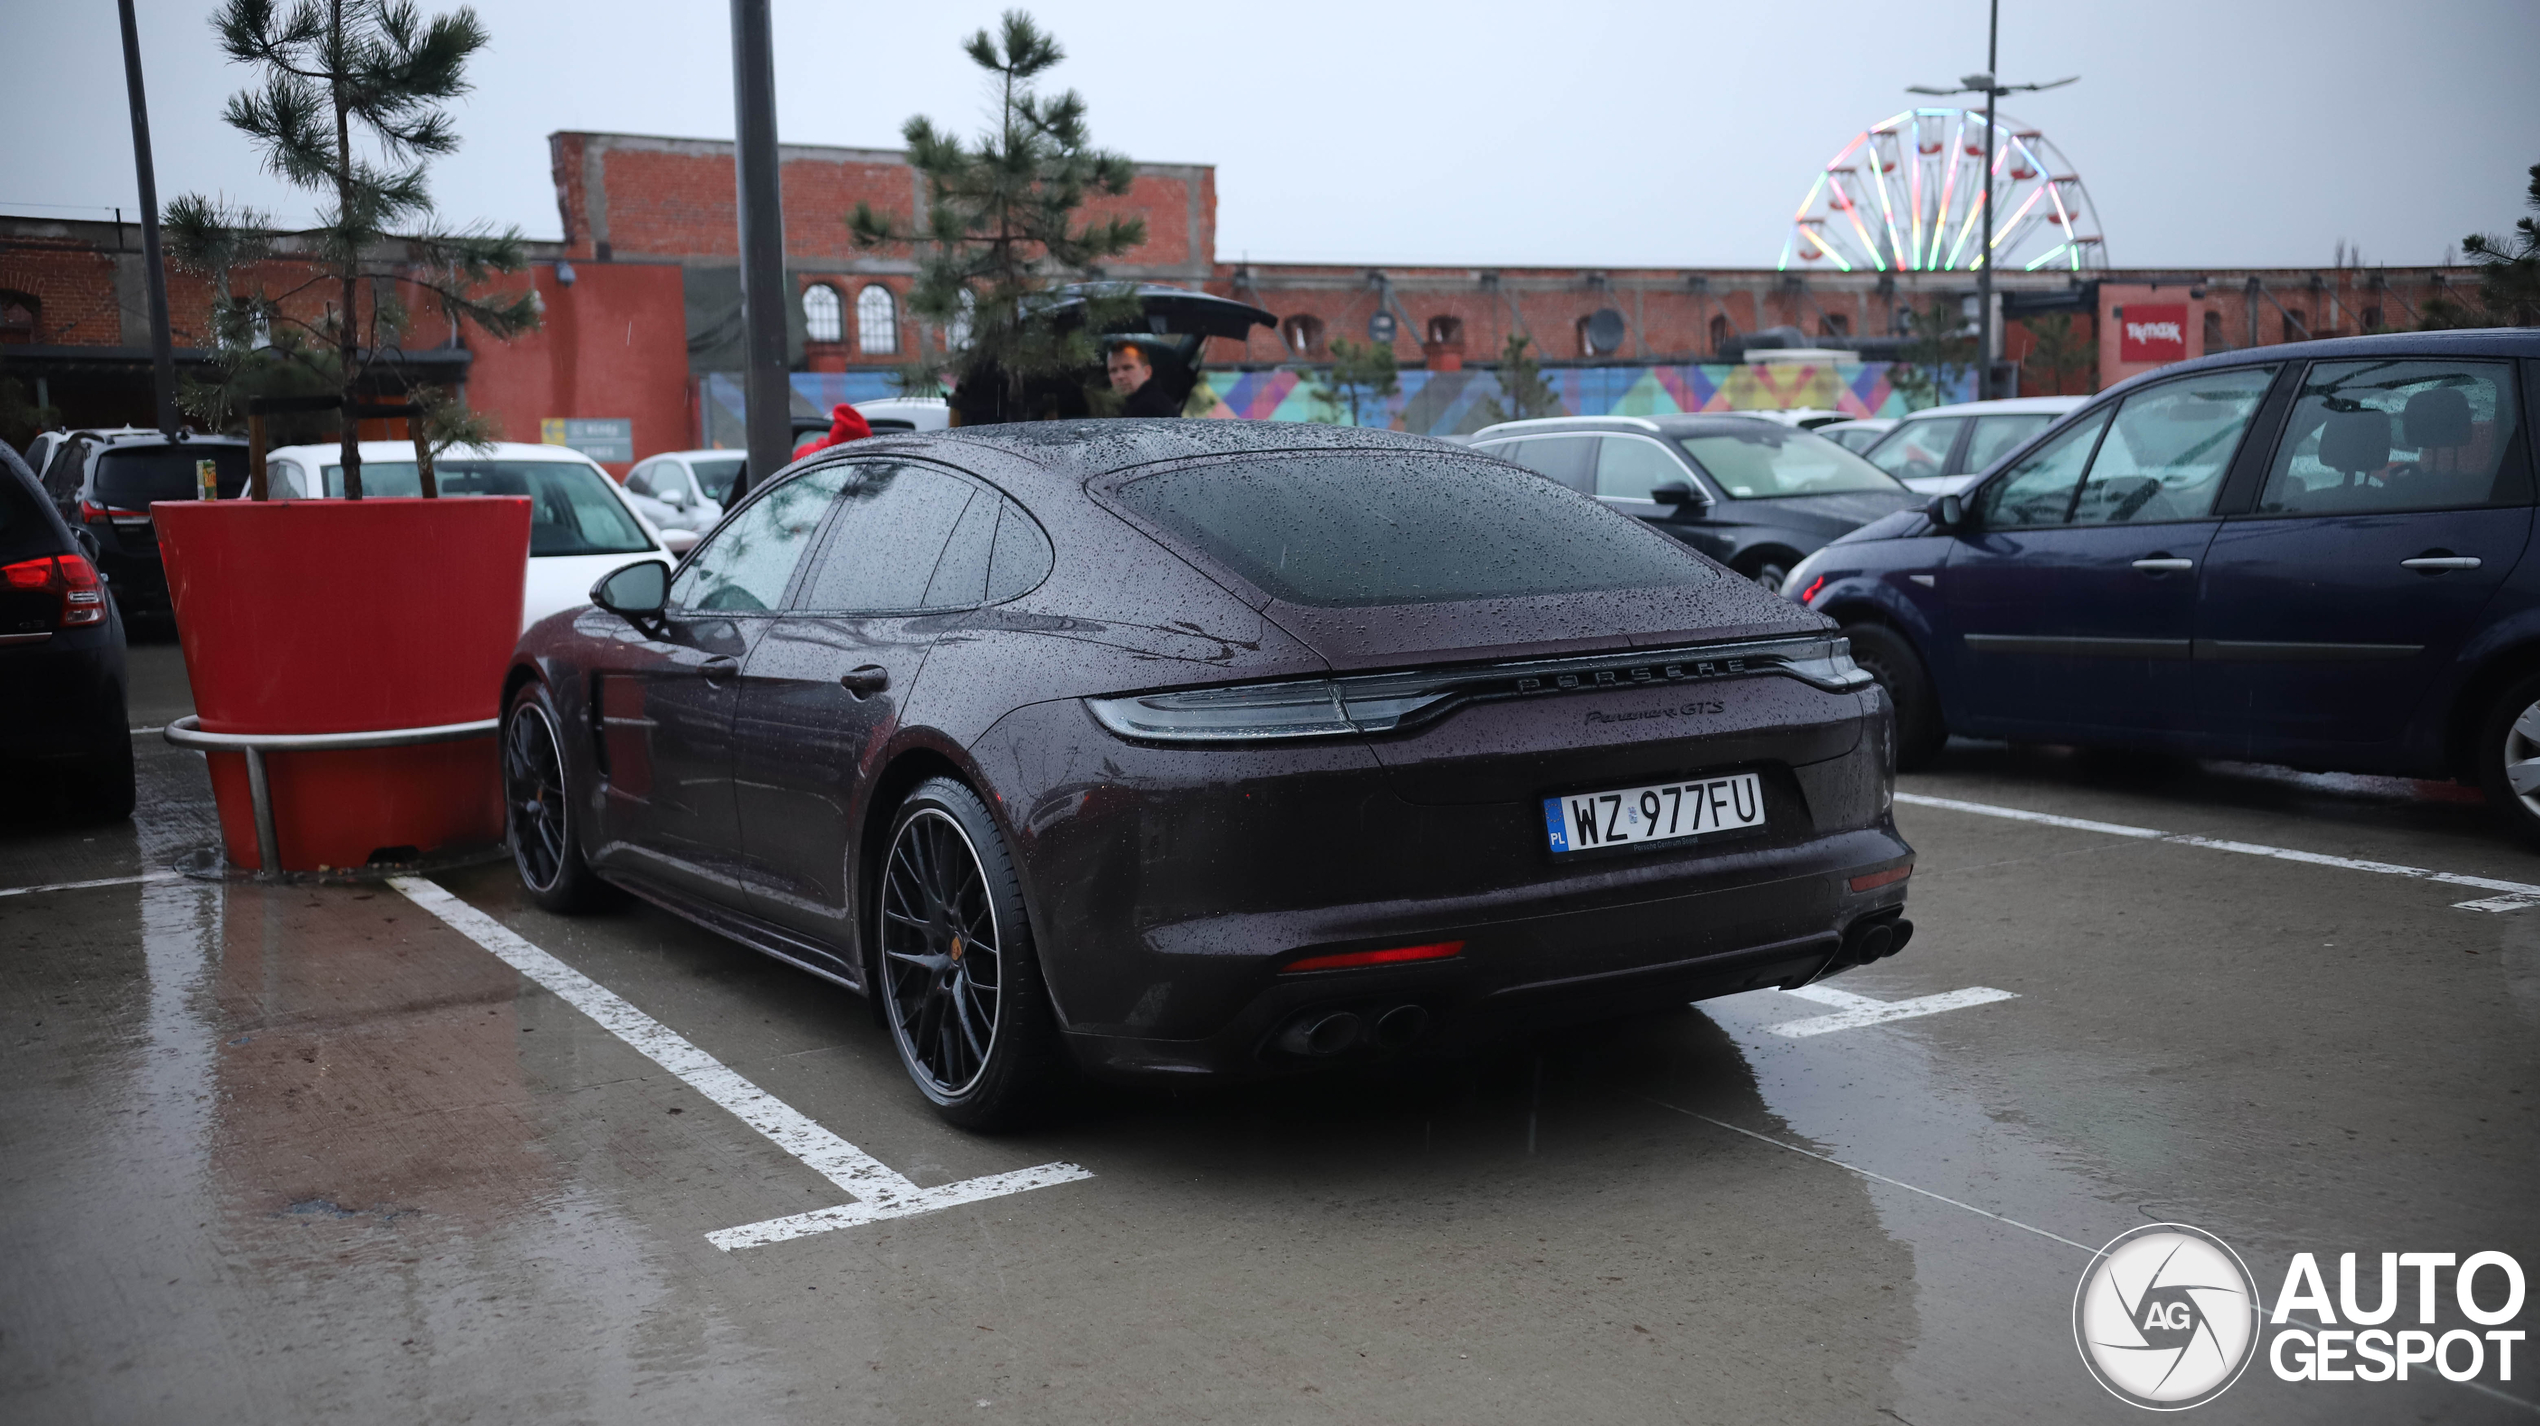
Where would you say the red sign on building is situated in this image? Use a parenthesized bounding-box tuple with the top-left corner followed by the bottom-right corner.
(2118, 303, 2189, 363)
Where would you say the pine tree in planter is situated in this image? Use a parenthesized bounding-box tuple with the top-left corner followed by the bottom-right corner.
(149, 0, 546, 876)
(165, 0, 537, 497)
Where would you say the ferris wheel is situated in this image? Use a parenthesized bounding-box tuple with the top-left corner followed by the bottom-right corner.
(1778, 108, 2106, 275)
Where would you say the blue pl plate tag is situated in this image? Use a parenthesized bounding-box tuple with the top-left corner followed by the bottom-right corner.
(1542, 797, 1571, 853)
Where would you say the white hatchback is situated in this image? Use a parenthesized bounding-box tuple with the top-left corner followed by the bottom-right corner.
(1858, 395, 2090, 495)
(261, 439, 675, 631)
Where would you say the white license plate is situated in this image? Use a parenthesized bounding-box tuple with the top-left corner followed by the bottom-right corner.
(1543, 772, 1764, 854)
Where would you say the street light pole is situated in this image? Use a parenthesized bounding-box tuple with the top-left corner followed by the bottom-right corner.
(115, 0, 177, 435)
(729, 0, 791, 496)
(1979, 0, 1998, 400)
(1907, 27, 2075, 405)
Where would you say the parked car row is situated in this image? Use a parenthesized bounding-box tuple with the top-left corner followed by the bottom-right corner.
(1781, 328, 2540, 839)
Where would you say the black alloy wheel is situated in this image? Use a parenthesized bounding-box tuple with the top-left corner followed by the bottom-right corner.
(1841, 621, 1947, 771)
(503, 684, 613, 912)
(875, 778, 1060, 1129)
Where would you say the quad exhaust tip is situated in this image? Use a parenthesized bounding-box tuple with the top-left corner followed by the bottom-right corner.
(1276, 1004, 1431, 1057)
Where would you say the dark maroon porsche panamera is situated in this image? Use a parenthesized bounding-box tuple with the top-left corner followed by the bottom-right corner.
(501, 421, 1914, 1126)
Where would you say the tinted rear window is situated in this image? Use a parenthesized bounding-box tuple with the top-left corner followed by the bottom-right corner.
(324, 460, 652, 557)
(95, 446, 249, 505)
(1114, 453, 1713, 608)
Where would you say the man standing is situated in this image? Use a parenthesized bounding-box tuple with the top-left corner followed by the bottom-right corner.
(1107, 341, 1182, 418)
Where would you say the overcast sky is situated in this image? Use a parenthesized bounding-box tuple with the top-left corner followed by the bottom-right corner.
(10, 0, 2536, 271)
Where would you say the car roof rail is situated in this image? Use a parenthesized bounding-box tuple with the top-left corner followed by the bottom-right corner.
(1471, 415, 1662, 440)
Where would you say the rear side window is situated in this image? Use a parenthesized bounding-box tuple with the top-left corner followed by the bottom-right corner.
(2258, 359, 2526, 516)
(795, 463, 975, 612)
(95, 446, 249, 505)
(985, 500, 1053, 601)
(1493, 436, 1595, 492)
(1114, 453, 1712, 608)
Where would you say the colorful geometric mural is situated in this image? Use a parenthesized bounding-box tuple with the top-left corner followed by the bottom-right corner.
(1194, 361, 1964, 435)
(697, 361, 1966, 447)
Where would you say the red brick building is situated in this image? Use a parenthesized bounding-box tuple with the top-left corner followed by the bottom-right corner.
(0, 128, 2490, 468)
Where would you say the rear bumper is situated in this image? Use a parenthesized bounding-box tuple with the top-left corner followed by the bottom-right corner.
(1058, 828, 1912, 1080)
(0, 628, 127, 759)
(979, 683, 1909, 1082)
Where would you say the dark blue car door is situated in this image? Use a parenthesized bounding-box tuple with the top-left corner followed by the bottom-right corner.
(1936, 365, 2280, 740)
(2194, 355, 2533, 753)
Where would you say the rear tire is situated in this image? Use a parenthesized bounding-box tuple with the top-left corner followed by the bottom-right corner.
(503, 682, 616, 912)
(2474, 670, 2540, 846)
(1740, 557, 1792, 595)
(873, 777, 1064, 1131)
(1842, 621, 1946, 770)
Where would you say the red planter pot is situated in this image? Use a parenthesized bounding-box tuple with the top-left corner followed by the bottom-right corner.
(155, 497, 531, 873)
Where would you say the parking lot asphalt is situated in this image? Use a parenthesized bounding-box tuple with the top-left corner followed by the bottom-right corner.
(3, 642, 2534, 1424)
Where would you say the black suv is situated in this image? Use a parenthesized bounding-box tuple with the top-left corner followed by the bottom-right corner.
(1471, 415, 1921, 593)
(2, 438, 133, 819)
(36, 429, 249, 624)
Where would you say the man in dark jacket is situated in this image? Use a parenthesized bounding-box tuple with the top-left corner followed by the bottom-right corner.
(1106, 341, 1182, 418)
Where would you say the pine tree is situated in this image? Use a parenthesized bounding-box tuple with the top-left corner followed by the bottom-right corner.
(2460, 162, 2540, 326)
(1309, 338, 1401, 426)
(165, 0, 538, 497)
(1479, 333, 1559, 423)
(850, 12, 1145, 422)
(1890, 298, 1976, 410)
(2018, 313, 2093, 396)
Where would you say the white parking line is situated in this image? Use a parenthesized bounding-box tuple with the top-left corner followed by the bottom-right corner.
(1894, 791, 2540, 912)
(387, 876, 1091, 1250)
(0, 870, 183, 900)
(1770, 982, 2020, 1037)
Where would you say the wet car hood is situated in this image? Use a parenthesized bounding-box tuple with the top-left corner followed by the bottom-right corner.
(1717, 488, 1919, 533)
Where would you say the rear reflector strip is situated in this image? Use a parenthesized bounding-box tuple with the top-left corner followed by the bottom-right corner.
(1281, 940, 1465, 974)
(1848, 864, 1913, 893)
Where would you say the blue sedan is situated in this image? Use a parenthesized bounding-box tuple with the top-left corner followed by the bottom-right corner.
(1780, 329, 2540, 839)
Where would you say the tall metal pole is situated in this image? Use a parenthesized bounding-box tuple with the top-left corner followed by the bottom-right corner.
(1976, 0, 1999, 400)
(729, 0, 791, 495)
(116, 0, 178, 435)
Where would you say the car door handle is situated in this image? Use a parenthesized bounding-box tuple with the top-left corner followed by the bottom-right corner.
(2399, 555, 2482, 572)
(2130, 557, 2195, 573)
(839, 665, 889, 698)
(699, 655, 740, 681)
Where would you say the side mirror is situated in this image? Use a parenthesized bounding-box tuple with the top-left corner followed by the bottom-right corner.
(592, 559, 669, 619)
(662, 485, 689, 508)
(658, 527, 701, 555)
(1928, 493, 1966, 531)
(1649, 483, 1707, 511)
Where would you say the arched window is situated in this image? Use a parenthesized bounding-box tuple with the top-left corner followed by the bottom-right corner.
(856, 285, 898, 355)
(2281, 309, 2309, 343)
(2202, 309, 2226, 351)
(0, 290, 36, 345)
(803, 283, 843, 343)
(2361, 306, 2384, 333)
(1708, 315, 1731, 355)
(1424, 315, 1463, 347)
(1282, 314, 1324, 357)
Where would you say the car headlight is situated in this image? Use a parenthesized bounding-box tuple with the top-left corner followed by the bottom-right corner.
(1085, 634, 1873, 744)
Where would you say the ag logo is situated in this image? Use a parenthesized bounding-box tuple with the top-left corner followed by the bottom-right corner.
(2075, 1224, 2259, 1410)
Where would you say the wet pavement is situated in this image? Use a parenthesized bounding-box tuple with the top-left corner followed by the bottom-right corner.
(3, 642, 2535, 1423)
